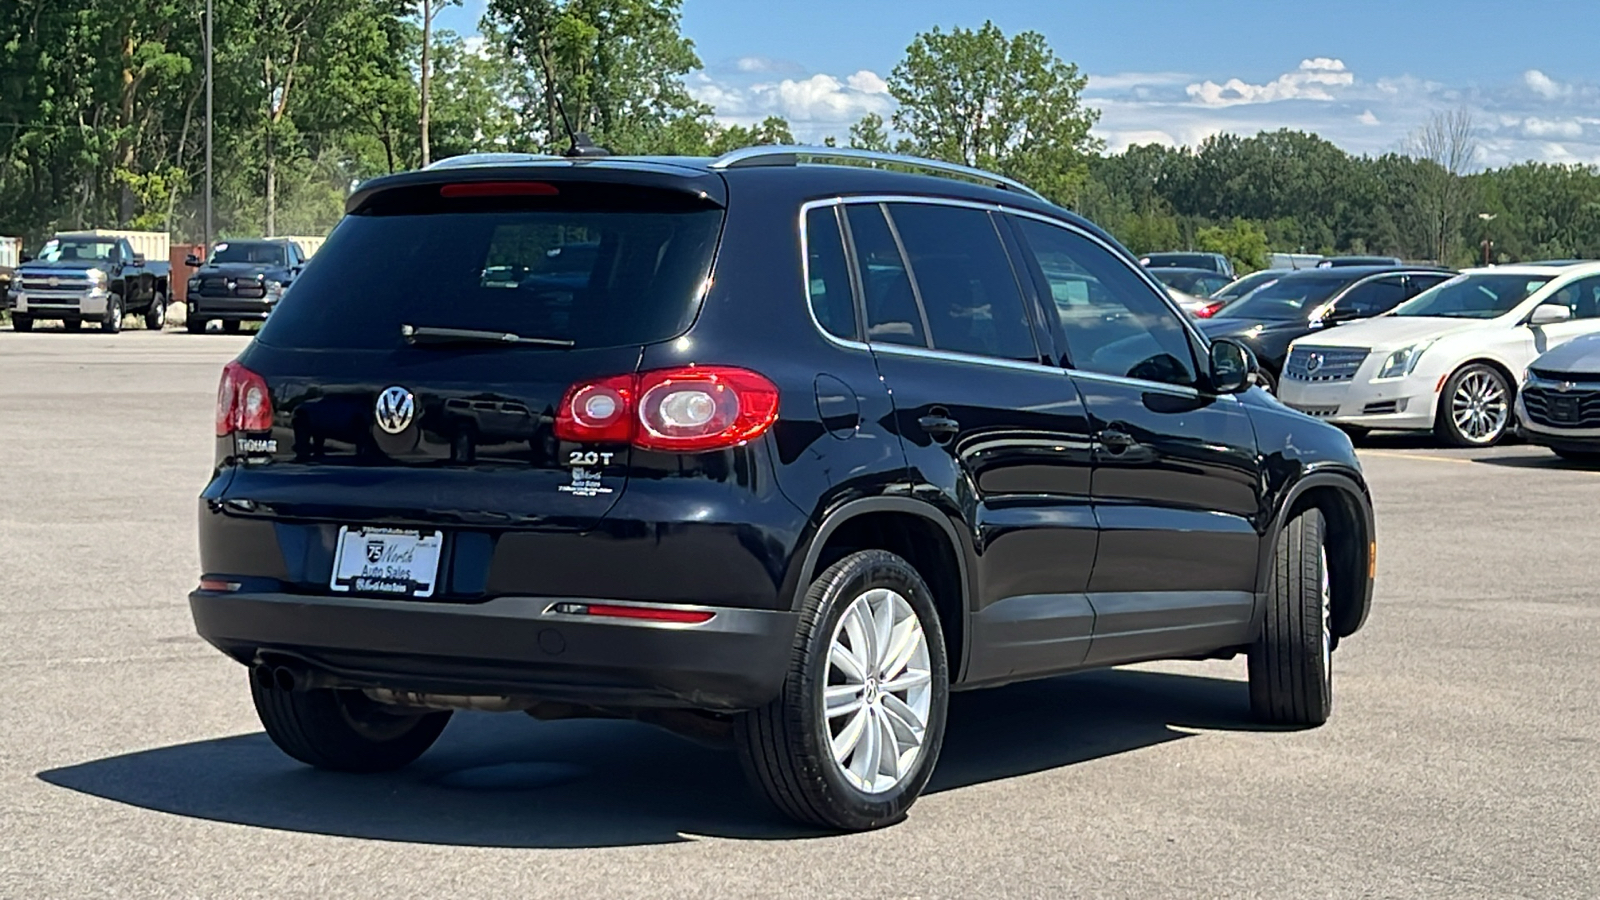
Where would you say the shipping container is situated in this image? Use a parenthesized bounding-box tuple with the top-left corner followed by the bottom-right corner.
(271, 234, 327, 257)
(0, 236, 20, 271)
(55, 229, 171, 265)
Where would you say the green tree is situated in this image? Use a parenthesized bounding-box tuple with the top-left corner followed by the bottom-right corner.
(708, 115, 793, 155)
(887, 21, 1101, 204)
(1195, 219, 1271, 273)
(484, 0, 713, 153)
(847, 112, 890, 152)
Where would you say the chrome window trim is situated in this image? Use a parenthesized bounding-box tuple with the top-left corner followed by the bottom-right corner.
(710, 146, 1049, 202)
(796, 194, 1228, 398)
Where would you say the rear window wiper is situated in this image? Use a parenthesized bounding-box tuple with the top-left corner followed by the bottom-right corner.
(401, 324, 575, 348)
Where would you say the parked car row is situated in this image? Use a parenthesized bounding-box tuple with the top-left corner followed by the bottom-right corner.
(1139, 251, 1600, 456)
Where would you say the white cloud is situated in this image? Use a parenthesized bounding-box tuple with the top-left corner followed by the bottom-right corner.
(847, 70, 889, 95)
(689, 69, 893, 139)
(1358, 110, 1381, 126)
(736, 56, 779, 73)
(1099, 129, 1178, 153)
(1524, 69, 1569, 99)
(1522, 116, 1584, 138)
(1186, 58, 1355, 107)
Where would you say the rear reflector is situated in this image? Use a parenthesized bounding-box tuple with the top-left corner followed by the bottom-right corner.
(439, 182, 559, 198)
(198, 578, 241, 592)
(551, 602, 715, 624)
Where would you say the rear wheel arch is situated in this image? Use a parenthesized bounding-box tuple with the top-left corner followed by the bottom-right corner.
(796, 499, 972, 682)
(1264, 473, 1373, 640)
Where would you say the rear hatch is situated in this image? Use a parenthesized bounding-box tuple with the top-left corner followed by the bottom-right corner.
(220, 170, 726, 548)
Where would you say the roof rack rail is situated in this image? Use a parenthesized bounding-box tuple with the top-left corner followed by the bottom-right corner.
(424, 152, 562, 170)
(707, 146, 1048, 203)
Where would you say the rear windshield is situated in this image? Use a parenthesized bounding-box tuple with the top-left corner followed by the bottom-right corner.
(1216, 274, 1353, 321)
(257, 188, 723, 351)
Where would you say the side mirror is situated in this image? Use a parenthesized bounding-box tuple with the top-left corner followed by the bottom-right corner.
(20, 253, 32, 263)
(1529, 302, 1572, 326)
(1209, 338, 1255, 394)
(131, 253, 146, 266)
(185, 254, 202, 268)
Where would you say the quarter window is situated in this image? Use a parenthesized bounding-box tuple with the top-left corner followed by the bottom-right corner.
(886, 203, 1038, 362)
(805, 206, 858, 340)
(1013, 217, 1198, 386)
(845, 204, 925, 347)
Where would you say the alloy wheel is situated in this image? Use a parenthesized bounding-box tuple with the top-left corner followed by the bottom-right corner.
(1450, 370, 1507, 443)
(822, 587, 933, 794)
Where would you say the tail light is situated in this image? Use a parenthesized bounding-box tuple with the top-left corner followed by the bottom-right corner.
(1194, 300, 1227, 318)
(555, 366, 780, 452)
(216, 360, 273, 436)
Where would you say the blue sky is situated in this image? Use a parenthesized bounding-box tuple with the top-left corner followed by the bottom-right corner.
(438, 0, 1600, 166)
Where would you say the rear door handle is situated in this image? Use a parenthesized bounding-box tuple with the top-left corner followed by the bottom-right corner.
(918, 414, 960, 439)
(1096, 428, 1136, 452)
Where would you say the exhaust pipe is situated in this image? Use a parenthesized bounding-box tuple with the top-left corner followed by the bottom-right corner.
(251, 660, 322, 692)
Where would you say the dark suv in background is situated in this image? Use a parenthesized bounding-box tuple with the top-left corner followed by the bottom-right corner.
(191, 147, 1376, 831)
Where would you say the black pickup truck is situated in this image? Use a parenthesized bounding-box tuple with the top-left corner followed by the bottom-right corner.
(184, 238, 307, 333)
(11, 235, 169, 333)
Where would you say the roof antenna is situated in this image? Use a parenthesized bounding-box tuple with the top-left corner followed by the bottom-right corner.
(552, 91, 611, 158)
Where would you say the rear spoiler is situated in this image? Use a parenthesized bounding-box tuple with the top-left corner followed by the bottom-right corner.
(347, 160, 728, 215)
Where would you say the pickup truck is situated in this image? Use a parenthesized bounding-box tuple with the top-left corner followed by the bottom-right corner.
(10, 235, 170, 333)
(184, 238, 306, 333)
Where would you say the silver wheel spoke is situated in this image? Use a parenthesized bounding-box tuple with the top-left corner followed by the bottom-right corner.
(825, 683, 863, 718)
(832, 708, 867, 763)
(850, 707, 882, 784)
(829, 643, 868, 684)
(883, 667, 932, 693)
(880, 692, 927, 741)
(879, 616, 920, 680)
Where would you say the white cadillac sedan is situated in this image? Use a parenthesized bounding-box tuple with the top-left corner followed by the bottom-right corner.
(1276, 262, 1600, 446)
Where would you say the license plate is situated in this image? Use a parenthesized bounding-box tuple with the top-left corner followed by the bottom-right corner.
(1550, 397, 1579, 423)
(330, 527, 443, 598)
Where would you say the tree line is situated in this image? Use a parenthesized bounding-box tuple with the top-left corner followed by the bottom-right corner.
(3, 2, 1597, 270)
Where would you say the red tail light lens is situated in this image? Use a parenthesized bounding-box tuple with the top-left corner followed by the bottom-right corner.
(553, 366, 781, 452)
(215, 361, 273, 436)
(555, 374, 635, 443)
(636, 367, 780, 452)
(1195, 300, 1227, 318)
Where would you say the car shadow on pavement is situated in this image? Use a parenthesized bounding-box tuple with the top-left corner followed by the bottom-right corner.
(39, 668, 1267, 848)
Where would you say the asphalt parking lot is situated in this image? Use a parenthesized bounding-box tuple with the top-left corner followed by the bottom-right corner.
(2, 331, 1597, 899)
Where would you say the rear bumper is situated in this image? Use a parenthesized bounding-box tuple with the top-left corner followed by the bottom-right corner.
(190, 589, 798, 711)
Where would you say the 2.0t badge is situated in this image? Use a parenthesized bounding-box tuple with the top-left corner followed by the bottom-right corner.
(375, 386, 416, 434)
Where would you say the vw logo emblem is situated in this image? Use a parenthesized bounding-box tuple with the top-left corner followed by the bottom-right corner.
(374, 386, 416, 434)
(1305, 352, 1325, 374)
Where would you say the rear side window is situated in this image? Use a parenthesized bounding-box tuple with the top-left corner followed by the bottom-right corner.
(805, 206, 858, 340)
(887, 203, 1038, 363)
(257, 187, 724, 351)
(1334, 276, 1407, 316)
(846, 204, 925, 347)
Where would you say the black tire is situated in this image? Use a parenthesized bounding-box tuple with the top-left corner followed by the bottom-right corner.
(1434, 363, 1511, 447)
(100, 293, 123, 334)
(144, 291, 167, 330)
(1553, 448, 1600, 464)
(735, 549, 950, 832)
(250, 673, 451, 773)
(11, 315, 31, 333)
(62, 318, 82, 332)
(1253, 368, 1278, 395)
(1249, 507, 1333, 727)
(187, 315, 208, 334)
(222, 319, 241, 333)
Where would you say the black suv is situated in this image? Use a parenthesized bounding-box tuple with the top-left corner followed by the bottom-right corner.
(191, 148, 1376, 831)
